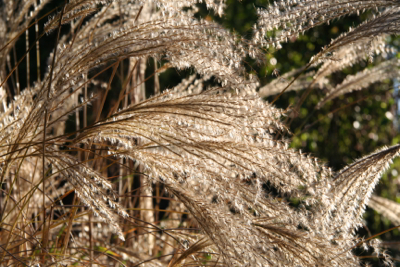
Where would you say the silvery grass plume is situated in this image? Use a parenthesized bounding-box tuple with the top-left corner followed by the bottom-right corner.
(253, 0, 400, 49)
(316, 145, 400, 235)
(258, 36, 391, 97)
(312, 36, 393, 81)
(310, 7, 400, 65)
(0, 0, 400, 266)
(369, 195, 400, 226)
(317, 57, 400, 108)
(259, 69, 329, 97)
(259, 5, 399, 107)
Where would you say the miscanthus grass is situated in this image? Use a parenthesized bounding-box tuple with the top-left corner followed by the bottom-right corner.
(0, 0, 399, 266)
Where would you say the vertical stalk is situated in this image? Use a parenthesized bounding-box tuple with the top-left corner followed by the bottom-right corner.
(89, 213, 93, 267)
(62, 195, 78, 255)
(25, 14, 30, 91)
(153, 58, 160, 95)
(34, 0, 41, 83)
(75, 92, 81, 159)
(84, 72, 88, 129)
(42, 1, 67, 257)
(12, 47, 20, 95)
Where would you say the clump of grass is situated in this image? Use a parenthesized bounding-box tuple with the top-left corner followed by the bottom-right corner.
(0, 1, 399, 266)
